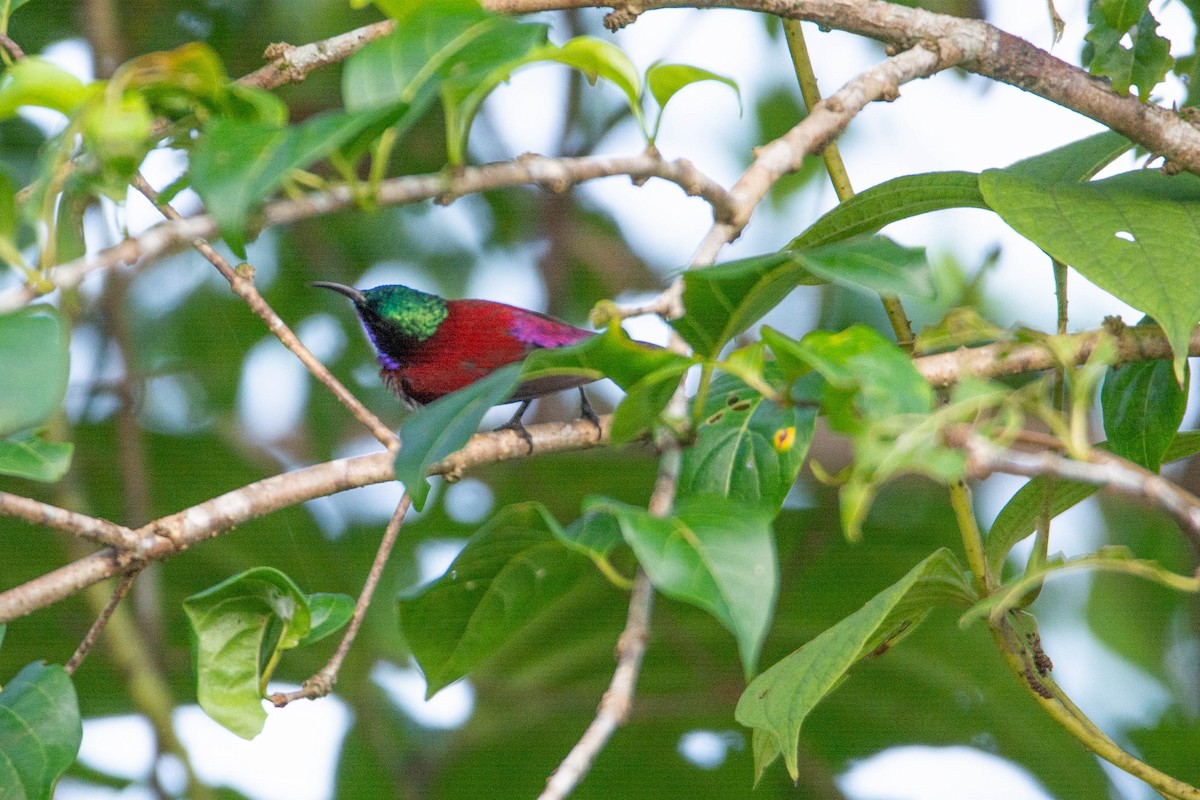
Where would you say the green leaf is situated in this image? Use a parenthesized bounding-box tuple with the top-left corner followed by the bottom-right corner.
(341, 6, 494, 109)
(646, 62, 740, 142)
(537, 37, 640, 122)
(1084, 6, 1173, 101)
(0, 57, 88, 118)
(984, 431, 1200, 571)
(1102, 327, 1187, 472)
(962, 546, 1199, 627)
(523, 324, 694, 443)
(0, 431, 72, 482)
(0, 662, 81, 800)
(300, 593, 355, 647)
(980, 167, 1200, 380)
(679, 372, 816, 513)
(1004, 129, 1132, 184)
(399, 502, 596, 696)
(765, 324, 933, 426)
(190, 107, 412, 255)
(797, 236, 934, 300)
(672, 238, 931, 360)
(183, 568, 312, 739)
(790, 172, 988, 249)
(0, 306, 69, 437)
(587, 495, 777, 677)
(735, 548, 974, 782)
(442, 33, 638, 163)
(394, 363, 522, 512)
(1098, 0, 1149, 31)
(672, 252, 813, 360)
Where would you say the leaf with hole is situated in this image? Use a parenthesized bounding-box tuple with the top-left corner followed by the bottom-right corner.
(980, 167, 1200, 381)
(679, 372, 816, 513)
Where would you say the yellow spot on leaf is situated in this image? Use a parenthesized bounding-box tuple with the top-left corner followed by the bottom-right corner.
(772, 426, 796, 452)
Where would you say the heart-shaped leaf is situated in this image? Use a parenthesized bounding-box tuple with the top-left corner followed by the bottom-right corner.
(980, 167, 1200, 380)
(183, 568, 312, 739)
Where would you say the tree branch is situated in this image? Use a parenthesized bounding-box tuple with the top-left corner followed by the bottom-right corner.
(0, 491, 141, 550)
(130, 173, 399, 449)
(539, 568, 654, 800)
(0, 152, 730, 314)
(269, 494, 411, 707)
(0, 414, 611, 623)
(954, 429, 1200, 557)
(914, 321, 1199, 388)
(238, 20, 397, 90)
(485, 0, 1200, 176)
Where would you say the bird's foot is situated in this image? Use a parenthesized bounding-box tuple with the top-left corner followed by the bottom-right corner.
(495, 400, 534, 453)
(579, 389, 602, 438)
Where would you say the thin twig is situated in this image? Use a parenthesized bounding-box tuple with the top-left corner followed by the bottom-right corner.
(539, 569, 654, 800)
(238, 20, 397, 90)
(0, 31, 26, 60)
(64, 569, 140, 675)
(130, 173, 399, 449)
(954, 430, 1200, 556)
(269, 494, 411, 707)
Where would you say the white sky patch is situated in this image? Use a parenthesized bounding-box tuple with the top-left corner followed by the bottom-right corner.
(444, 478, 495, 525)
(839, 745, 1053, 800)
(238, 336, 309, 443)
(175, 695, 350, 800)
(677, 729, 745, 770)
(372, 660, 474, 729)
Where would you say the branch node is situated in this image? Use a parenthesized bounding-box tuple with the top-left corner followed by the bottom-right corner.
(604, 3, 643, 31)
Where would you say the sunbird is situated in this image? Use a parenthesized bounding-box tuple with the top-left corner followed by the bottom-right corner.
(314, 282, 600, 441)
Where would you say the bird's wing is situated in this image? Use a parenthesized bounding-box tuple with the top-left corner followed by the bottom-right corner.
(506, 308, 594, 350)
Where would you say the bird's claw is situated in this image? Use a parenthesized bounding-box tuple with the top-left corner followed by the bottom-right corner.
(495, 417, 534, 452)
(496, 400, 534, 453)
(579, 389, 602, 438)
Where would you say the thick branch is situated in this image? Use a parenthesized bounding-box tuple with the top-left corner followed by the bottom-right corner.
(914, 322, 1200, 388)
(0, 414, 610, 623)
(0, 492, 140, 550)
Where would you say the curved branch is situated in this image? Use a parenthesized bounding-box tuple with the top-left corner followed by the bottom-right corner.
(486, 0, 1200, 175)
(0, 152, 730, 314)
